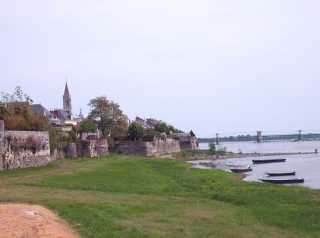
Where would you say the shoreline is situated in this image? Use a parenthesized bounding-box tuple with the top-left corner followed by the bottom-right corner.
(185, 151, 317, 162)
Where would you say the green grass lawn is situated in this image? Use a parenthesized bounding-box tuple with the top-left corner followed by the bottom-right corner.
(1, 154, 320, 238)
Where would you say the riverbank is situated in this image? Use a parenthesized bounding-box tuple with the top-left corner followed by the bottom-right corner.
(175, 149, 315, 161)
(1, 154, 320, 237)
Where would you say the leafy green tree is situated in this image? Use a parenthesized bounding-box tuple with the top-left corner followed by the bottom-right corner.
(88, 96, 128, 138)
(0, 86, 49, 131)
(29, 114, 50, 131)
(4, 115, 29, 130)
(0, 104, 9, 120)
(1, 86, 33, 103)
(128, 122, 144, 141)
(154, 122, 170, 135)
(49, 127, 75, 153)
(79, 119, 97, 133)
(154, 122, 183, 135)
(168, 125, 180, 133)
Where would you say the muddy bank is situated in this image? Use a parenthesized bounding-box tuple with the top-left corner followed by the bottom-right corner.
(0, 203, 78, 238)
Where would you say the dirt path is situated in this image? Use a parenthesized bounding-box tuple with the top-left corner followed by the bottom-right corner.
(0, 204, 78, 238)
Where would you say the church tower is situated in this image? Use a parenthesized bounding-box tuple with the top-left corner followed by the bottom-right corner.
(63, 82, 72, 119)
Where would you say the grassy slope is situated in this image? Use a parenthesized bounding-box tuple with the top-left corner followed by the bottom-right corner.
(0, 155, 319, 238)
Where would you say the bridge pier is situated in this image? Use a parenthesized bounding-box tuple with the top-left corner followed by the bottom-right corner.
(298, 130, 302, 141)
(215, 133, 219, 145)
(257, 131, 263, 143)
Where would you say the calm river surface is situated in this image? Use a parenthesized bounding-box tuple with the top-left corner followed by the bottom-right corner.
(196, 141, 320, 190)
(200, 140, 320, 153)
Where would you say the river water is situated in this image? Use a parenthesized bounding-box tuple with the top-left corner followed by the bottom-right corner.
(196, 141, 320, 190)
(199, 140, 320, 154)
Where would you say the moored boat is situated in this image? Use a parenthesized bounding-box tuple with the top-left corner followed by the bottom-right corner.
(199, 162, 215, 167)
(230, 166, 252, 173)
(266, 171, 296, 177)
(253, 158, 286, 164)
(260, 177, 304, 184)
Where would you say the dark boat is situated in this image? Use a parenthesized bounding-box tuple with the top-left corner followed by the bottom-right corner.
(266, 171, 296, 177)
(230, 167, 252, 173)
(260, 177, 304, 184)
(199, 162, 214, 167)
(252, 158, 286, 164)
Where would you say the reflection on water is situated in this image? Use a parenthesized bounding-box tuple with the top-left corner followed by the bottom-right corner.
(200, 141, 320, 154)
(190, 154, 320, 190)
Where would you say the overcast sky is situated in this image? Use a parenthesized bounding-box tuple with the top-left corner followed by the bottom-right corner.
(1, 0, 320, 137)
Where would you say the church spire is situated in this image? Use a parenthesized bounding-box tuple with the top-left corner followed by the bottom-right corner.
(63, 82, 72, 119)
(64, 82, 70, 97)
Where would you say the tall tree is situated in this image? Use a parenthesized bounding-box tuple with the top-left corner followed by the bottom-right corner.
(1, 86, 33, 103)
(88, 96, 129, 138)
(1, 86, 48, 131)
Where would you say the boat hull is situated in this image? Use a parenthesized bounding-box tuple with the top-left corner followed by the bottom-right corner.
(253, 159, 286, 164)
(260, 178, 304, 184)
(230, 168, 253, 173)
(266, 172, 296, 177)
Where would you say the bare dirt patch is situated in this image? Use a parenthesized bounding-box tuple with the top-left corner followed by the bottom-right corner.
(0, 203, 78, 238)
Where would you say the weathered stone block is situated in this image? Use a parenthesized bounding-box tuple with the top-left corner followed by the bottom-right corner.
(0, 120, 4, 150)
(66, 143, 77, 158)
(0, 128, 54, 171)
(76, 139, 109, 158)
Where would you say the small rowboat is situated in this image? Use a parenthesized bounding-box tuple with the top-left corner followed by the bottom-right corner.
(230, 166, 252, 173)
(260, 177, 304, 184)
(199, 162, 214, 167)
(266, 171, 296, 177)
(253, 158, 286, 164)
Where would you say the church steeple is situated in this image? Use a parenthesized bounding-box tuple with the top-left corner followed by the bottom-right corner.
(64, 82, 70, 97)
(63, 82, 72, 119)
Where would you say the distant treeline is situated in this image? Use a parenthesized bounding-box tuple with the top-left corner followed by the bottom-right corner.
(199, 133, 320, 143)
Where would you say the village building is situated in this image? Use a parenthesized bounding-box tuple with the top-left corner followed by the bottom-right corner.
(53, 83, 82, 131)
(31, 104, 51, 118)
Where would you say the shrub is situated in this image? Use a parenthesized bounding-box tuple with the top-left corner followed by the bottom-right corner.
(128, 122, 144, 141)
(154, 122, 170, 135)
(79, 119, 97, 133)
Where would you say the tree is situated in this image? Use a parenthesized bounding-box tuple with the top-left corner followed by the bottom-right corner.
(0, 104, 9, 120)
(4, 115, 29, 130)
(128, 122, 144, 141)
(79, 119, 97, 133)
(0, 87, 49, 131)
(1, 86, 33, 103)
(168, 125, 183, 134)
(29, 114, 50, 131)
(88, 96, 129, 138)
(154, 122, 170, 135)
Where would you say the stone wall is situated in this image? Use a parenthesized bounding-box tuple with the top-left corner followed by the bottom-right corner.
(174, 133, 199, 150)
(115, 138, 181, 156)
(179, 137, 199, 150)
(0, 127, 54, 171)
(76, 139, 109, 158)
(65, 139, 109, 158)
(0, 120, 4, 154)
